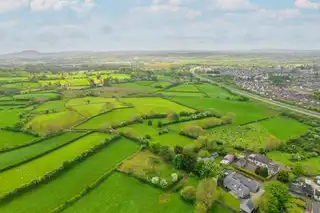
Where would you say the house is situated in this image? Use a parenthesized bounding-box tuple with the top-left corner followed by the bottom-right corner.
(240, 199, 255, 213)
(289, 180, 315, 198)
(232, 173, 260, 193)
(220, 154, 235, 165)
(198, 152, 219, 162)
(248, 154, 280, 175)
(235, 158, 247, 168)
(315, 189, 320, 201)
(223, 174, 250, 199)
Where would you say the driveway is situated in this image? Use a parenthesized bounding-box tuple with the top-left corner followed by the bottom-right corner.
(313, 201, 320, 213)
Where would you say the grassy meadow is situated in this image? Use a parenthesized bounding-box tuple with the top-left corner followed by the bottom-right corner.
(0, 130, 38, 150)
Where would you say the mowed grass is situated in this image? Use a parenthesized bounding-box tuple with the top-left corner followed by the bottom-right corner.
(0, 138, 140, 213)
(0, 130, 38, 150)
(0, 109, 24, 127)
(166, 84, 200, 92)
(0, 132, 86, 171)
(259, 116, 309, 141)
(0, 132, 108, 197)
(76, 108, 139, 129)
(13, 92, 59, 100)
(267, 151, 320, 176)
(25, 111, 84, 136)
(171, 97, 277, 124)
(32, 100, 67, 113)
(121, 97, 195, 114)
(211, 205, 233, 213)
(63, 172, 193, 213)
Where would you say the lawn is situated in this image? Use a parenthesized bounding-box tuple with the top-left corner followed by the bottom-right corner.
(25, 110, 84, 136)
(259, 116, 309, 141)
(0, 130, 38, 150)
(63, 172, 193, 213)
(0, 109, 24, 127)
(209, 124, 272, 151)
(119, 150, 181, 184)
(171, 97, 277, 124)
(211, 205, 233, 213)
(75, 108, 140, 129)
(0, 132, 109, 197)
(32, 100, 67, 113)
(121, 97, 195, 114)
(13, 92, 60, 100)
(267, 151, 320, 176)
(218, 189, 240, 211)
(0, 132, 86, 171)
(166, 84, 200, 92)
(0, 138, 140, 213)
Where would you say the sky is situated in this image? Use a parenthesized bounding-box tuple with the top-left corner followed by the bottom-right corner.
(0, 0, 320, 53)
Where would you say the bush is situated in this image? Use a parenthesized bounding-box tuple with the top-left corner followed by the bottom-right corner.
(173, 154, 183, 169)
(148, 120, 153, 126)
(171, 173, 178, 182)
(151, 176, 160, 184)
(198, 150, 210, 158)
(160, 179, 168, 188)
(180, 186, 196, 202)
(255, 166, 269, 178)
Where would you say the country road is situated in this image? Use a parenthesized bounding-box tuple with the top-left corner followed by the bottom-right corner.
(191, 68, 320, 119)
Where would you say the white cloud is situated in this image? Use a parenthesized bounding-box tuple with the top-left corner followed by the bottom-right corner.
(132, 0, 181, 13)
(29, 0, 94, 11)
(295, 0, 320, 9)
(212, 0, 257, 10)
(0, 0, 28, 13)
(185, 10, 201, 19)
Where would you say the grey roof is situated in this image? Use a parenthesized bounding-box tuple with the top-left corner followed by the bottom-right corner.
(252, 154, 271, 165)
(232, 173, 259, 193)
(315, 190, 320, 197)
(268, 163, 280, 173)
(240, 199, 255, 213)
(289, 183, 314, 197)
(236, 159, 247, 168)
(224, 174, 250, 198)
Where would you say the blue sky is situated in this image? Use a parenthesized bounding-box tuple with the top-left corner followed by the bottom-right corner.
(0, 0, 320, 53)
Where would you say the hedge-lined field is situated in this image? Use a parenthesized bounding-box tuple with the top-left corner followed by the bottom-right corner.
(13, 92, 59, 100)
(114, 83, 160, 92)
(63, 172, 193, 213)
(0, 132, 108, 197)
(1, 82, 40, 89)
(25, 111, 84, 135)
(171, 97, 277, 124)
(0, 109, 24, 127)
(196, 83, 236, 98)
(0, 132, 86, 171)
(0, 138, 139, 213)
(166, 84, 200, 92)
(157, 91, 206, 97)
(259, 116, 309, 141)
(66, 97, 122, 107)
(0, 130, 38, 150)
(32, 100, 67, 113)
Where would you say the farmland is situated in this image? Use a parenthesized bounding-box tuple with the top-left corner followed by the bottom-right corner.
(0, 67, 318, 213)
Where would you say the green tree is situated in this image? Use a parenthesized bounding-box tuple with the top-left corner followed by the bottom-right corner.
(173, 154, 183, 169)
(159, 145, 172, 161)
(181, 153, 197, 172)
(147, 120, 153, 126)
(180, 186, 196, 202)
(174, 145, 183, 154)
(197, 161, 222, 179)
(260, 181, 292, 213)
(196, 179, 220, 212)
(293, 164, 303, 176)
(277, 171, 290, 183)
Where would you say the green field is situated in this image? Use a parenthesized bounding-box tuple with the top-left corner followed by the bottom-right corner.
(66, 97, 122, 107)
(166, 84, 200, 92)
(1, 82, 40, 89)
(0, 130, 38, 150)
(32, 100, 67, 113)
(63, 172, 193, 213)
(114, 83, 160, 92)
(0, 109, 24, 127)
(157, 91, 206, 97)
(118, 122, 159, 138)
(171, 97, 277, 124)
(13, 92, 59, 100)
(260, 116, 309, 141)
(152, 133, 195, 147)
(0, 132, 86, 171)
(0, 96, 13, 101)
(0, 132, 108, 197)
(196, 83, 236, 98)
(0, 138, 139, 213)
(38, 80, 68, 86)
(67, 79, 90, 86)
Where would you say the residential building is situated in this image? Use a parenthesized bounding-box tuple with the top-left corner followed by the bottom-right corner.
(315, 189, 320, 201)
(240, 199, 255, 213)
(220, 154, 235, 165)
(248, 154, 280, 175)
(223, 174, 250, 199)
(289, 180, 315, 198)
(232, 173, 260, 193)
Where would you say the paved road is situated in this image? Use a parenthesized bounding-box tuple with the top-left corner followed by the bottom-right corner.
(191, 68, 320, 119)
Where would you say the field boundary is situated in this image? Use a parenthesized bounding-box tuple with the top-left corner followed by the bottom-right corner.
(240, 114, 280, 126)
(160, 96, 198, 111)
(0, 131, 92, 173)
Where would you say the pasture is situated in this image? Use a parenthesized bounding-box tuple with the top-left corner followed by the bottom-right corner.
(0, 132, 109, 197)
(166, 84, 200, 92)
(196, 83, 235, 98)
(13, 92, 59, 100)
(63, 172, 193, 213)
(152, 133, 195, 147)
(25, 111, 84, 135)
(0, 132, 86, 171)
(114, 83, 160, 93)
(259, 116, 309, 141)
(157, 91, 206, 97)
(0, 138, 139, 213)
(0, 109, 24, 127)
(1, 82, 40, 89)
(0, 130, 37, 150)
(67, 79, 90, 86)
(32, 100, 67, 113)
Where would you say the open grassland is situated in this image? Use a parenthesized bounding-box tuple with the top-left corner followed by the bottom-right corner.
(0, 138, 139, 213)
(119, 150, 181, 183)
(72, 103, 126, 117)
(32, 100, 67, 113)
(0, 109, 24, 127)
(121, 97, 195, 114)
(0, 77, 29, 83)
(157, 91, 206, 97)
(166, 84, 200, 92)
(209, 124, 271, 151)
(259, 116, 309, 141)
(0, 132, 108, 197)
(76, 108, 139, 129)
(1, 82, 40, 89)
(152, 133, 195, 147)
(66, 79, 90, 86)
(211, 205, 233, 213)
(25, 111, 84, 136)
(66, 97, 123, 107)
(114, 83, 160, 92)
(0, 130, 37, 150)
(108, 73, 131, 79)
(38, 80, 68, 86)
(13, 92, 59, 100)
(166, 117, 223, 132)
(0, 132, 86, 171)
(0, 100, 28, 106)
(196, 83, 236, 98)
(171, 97, 277, 124)
(0, 96, 13, 101)
(63, 172, 193, 213)
(118, 122, 159, 138)
(267, 151, 320, 176)
(135, 81, 156, 86)
(150, 82, 172, 88)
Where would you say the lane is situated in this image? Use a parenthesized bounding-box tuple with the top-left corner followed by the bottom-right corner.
(191, 68, 320, 119)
